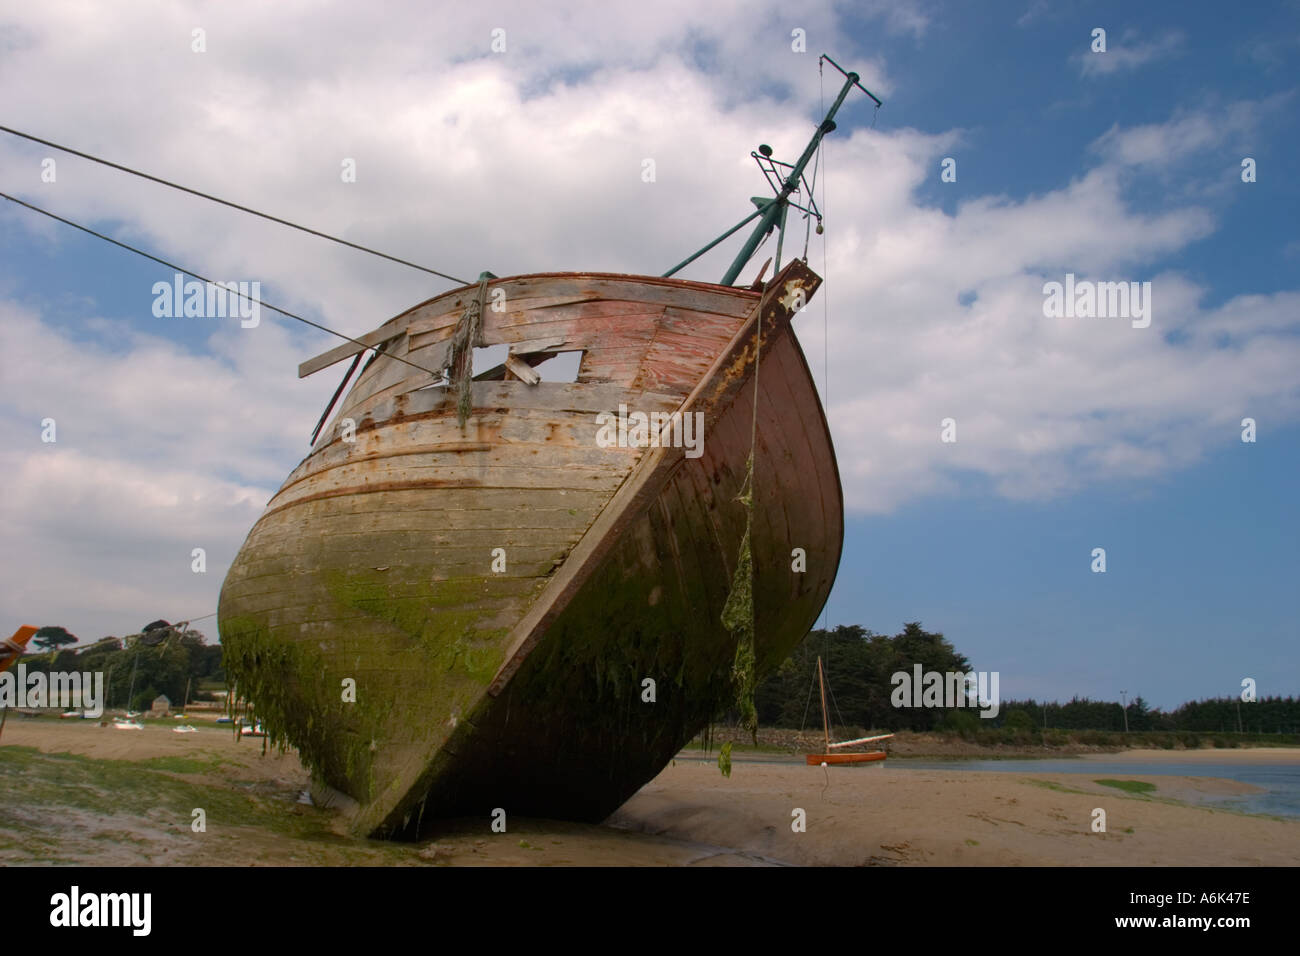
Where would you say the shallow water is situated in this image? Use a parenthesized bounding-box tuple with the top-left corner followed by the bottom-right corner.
(894, 758, 1300, 818)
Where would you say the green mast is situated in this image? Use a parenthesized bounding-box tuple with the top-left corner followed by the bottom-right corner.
(663, 56, 881, 286)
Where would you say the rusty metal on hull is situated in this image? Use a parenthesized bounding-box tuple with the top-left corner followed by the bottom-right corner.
(218, 260, 842, 837)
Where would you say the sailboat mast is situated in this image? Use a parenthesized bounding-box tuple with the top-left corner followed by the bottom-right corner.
(126, 646, 139, 712)
(817, 656, 831, 753)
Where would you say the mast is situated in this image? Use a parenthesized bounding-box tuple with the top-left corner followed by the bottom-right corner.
(817, 656, 831, 753)
(663, 55, 881, 285)
(718, 72, 857, 287)
(126, 643, 140, 713)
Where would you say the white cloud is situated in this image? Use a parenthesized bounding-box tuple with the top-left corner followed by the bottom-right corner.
(0, 1, 1296, 640)
(1076, 29, 1185, 77)
(1015, 1, 1050, 29)
(1089, 93, 1292, 170)
(0, 300, 316, 640)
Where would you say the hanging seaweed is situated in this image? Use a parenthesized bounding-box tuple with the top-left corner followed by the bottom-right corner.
(721, 452, 758, 746)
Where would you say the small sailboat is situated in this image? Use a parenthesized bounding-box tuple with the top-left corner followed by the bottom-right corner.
(113, 718, 144, 730)
(806, 656, 892, 765)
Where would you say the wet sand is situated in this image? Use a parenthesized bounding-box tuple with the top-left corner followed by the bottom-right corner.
(2, 719, 1296, 866)
(612, 756, 1298, 866)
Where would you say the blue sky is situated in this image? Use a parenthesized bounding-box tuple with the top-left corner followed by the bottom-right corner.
(0, 1, 1295, 710)
(810, 0, 1300, 708)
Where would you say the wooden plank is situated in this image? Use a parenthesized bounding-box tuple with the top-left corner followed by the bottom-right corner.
(299, 327, 404, 379)
(504, 353, 541, 385)
(510, 335, 568, 354)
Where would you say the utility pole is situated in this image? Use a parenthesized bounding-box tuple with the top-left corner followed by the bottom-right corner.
(1120, 690, 1129, 733)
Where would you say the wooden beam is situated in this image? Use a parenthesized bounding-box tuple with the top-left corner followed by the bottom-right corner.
(504, 353, 542, 385)
(298, 327, 404, 379)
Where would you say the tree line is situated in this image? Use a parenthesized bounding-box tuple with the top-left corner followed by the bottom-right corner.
(755, 623, 1300, 734)
(16, 622, 224, 712)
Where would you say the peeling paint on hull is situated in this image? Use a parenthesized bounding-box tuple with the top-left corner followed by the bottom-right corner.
(218, 261, 842, 837)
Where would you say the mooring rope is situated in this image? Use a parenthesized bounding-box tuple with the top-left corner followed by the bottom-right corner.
(0, 191, 447, 379)
(0, 125, 470, 285)
(445, 274, 492, 428)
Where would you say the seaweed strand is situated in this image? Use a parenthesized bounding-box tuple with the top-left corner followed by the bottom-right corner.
(721, 282, 774, 761)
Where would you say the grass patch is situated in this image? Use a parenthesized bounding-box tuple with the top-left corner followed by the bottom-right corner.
(136, 755, 228, 774)
(0, 744, 414, 865)
(1094, 779, 1157, 795)
(1026, 778, 1091, 795)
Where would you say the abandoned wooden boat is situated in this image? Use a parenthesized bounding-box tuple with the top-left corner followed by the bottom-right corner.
(219, 59, 878, 837)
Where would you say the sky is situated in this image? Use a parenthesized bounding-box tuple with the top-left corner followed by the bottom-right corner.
(0, 0, 1296, 710)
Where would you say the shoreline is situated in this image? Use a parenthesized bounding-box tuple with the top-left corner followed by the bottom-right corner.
(2, 720, 1297, 866)
(880, 748, 1300, 764)
(687, 730, 1300, 762)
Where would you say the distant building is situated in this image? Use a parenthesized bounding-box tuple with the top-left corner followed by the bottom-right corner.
(150, 694, 171, 717)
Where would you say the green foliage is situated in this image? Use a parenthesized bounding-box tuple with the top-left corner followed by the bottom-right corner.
(17, 625, 219, 709)
(32, 626, 78, 652)
(940, 709, 980, 738)
(995, 695, 1300, 735)
(1095, 779, 1157, 794)
(755, 619, 1300, 736)
(717, 741, 733, 778)
(1004, 708, 1034, 732)
(755, 622, 971, 732)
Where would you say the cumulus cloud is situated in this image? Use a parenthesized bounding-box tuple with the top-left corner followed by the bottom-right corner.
(1089, 93, 1292, 171)
(0, 1, 1295, 640)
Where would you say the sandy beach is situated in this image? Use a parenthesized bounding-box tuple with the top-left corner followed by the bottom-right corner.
(2, 719, 1296, 866)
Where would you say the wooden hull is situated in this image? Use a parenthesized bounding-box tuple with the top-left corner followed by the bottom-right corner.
(218, 261, 843, 837)
(806, 752, 888, 765)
